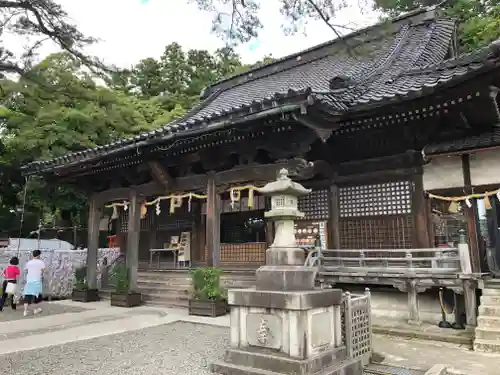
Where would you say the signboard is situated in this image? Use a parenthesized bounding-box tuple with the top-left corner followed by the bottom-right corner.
(294, 221, 328, 248)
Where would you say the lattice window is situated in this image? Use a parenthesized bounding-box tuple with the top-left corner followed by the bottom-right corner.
(119, 209, 128, 233)
(339, 216, 413, 249)
(339, 181, 412, 218)
(298, 189, 330, 220)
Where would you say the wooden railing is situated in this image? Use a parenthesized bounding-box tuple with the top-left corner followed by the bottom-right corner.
(316, 248, 461, 273)
(306, 248, 461, 274)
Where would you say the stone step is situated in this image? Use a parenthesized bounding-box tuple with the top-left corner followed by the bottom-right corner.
(211, 362, 281, 375)
(141, 293, 189, 308)
(477, 316, 500, 329)
(136, 286, 190, 295)
(480, 295, 500, 305)
(481, 288, 500, 296)
(142, 298, 188, 309)
(475, 327, 500, 341)
(223, 347, 347, 374)
(478, 305, 500, 316)
(211, 357, 361, 375)
(474, 338, 500, 353)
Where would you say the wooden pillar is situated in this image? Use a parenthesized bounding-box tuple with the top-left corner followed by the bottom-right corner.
(463, 279, 477, 327)
(206, 172, 221, 267)
(328, 184, 340, 249)
(126, 189, 141, 290)
(407, 279, 420, 325)
(462, 154, 482, 273)
(86, 195, 101, 289)
(412, 173, 431, 248)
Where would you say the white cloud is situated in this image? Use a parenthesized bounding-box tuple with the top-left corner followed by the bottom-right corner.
(4, 0, 379, 68)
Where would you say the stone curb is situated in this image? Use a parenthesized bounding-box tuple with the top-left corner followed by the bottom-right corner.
(372, 326, 473, 347)
(424, 364, 448, 375)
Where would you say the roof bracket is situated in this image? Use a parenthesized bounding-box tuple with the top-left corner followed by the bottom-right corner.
(292, 113, 335, 142)
(489, 86, 500, 126)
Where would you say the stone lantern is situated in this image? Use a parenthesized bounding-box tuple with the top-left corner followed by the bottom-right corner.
(211, 168, 363, 375)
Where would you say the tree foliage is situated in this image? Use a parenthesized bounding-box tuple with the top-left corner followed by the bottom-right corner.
(0, 42, 274, 238)
(0, 0, 100, 77)
(373, 0, 500, 52)
(191, 0, 360, 45)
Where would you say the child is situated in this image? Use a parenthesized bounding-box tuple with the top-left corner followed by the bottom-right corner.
(0, 256, 20, 311)
(23, 250, 45, 317)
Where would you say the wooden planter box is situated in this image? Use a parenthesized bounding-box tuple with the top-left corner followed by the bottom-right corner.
(72, 289, 99, 303)
(189, 299, 228, 317)
(110, 292, 142, 307)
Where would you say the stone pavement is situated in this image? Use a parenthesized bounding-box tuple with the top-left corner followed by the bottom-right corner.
(0, 300, 498, 374)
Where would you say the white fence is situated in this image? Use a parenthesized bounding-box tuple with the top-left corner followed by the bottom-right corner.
(0, 248, 121, 298)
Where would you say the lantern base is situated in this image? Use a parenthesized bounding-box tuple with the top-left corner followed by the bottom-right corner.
(256, 265, 317, 291)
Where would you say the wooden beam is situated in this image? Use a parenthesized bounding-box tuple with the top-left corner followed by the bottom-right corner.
(412, 173, 431, 248)
(148, 161, 174, 188)
(94, 158, 319, 203)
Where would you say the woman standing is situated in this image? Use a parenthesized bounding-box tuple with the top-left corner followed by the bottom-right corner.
(0, 256, 20, 311)
(23, 250, 45, 317)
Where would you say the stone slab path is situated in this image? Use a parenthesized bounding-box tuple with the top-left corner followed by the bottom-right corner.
(0, 300, 498, 375)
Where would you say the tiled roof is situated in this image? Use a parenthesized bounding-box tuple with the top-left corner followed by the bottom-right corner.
(20, 8, 500, 175)
(424, 128, 500, 156)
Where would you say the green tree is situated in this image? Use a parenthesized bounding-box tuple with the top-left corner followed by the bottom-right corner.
(373, 0, 500, 51)
(0, 0, 101, 79)
(192, 0, 360, 44)
(0, 52, 177, 235)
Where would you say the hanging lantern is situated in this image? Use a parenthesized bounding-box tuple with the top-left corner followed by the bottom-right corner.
(111, 205, 119, 220)
(448, 201, 459, 213)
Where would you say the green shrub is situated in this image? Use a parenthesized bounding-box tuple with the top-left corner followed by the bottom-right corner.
(112, 263, 130, 294)
(73, 266, 89, 291)
(190, 267, 225, 301)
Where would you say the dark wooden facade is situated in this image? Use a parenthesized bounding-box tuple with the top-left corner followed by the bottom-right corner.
(20, 8, 500, 290)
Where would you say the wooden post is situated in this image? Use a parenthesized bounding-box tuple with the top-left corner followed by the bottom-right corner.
(407, 279, 420, 325)
(461, 154, 482, 273)
(463, 279, 477, 327)
(127, 189, 141, 290)
(412, 173, 431, 248)
(206, 172, 221, 267)
(329, 184, 340, 249)
(86, 195, 101, 290)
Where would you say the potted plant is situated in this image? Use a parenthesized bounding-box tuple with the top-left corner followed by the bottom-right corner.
(110, 263, 142, 307)
(188, 267, 227, 317)
(71, 266, 99, 302)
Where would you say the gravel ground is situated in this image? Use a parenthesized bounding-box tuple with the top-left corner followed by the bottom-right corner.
(1, 321, 228, 375)
(0, 301, 87, 322)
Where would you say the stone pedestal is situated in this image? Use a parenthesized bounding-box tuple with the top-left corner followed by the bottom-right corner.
(211, 169, 364, 375)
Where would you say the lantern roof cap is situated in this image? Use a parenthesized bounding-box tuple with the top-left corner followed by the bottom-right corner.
(257, 168, 311, 197)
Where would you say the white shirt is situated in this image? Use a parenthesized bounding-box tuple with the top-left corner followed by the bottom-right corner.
(26, 258, 45, 282)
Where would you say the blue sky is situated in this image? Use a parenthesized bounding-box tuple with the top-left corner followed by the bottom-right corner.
(6, 0, 379, 68)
